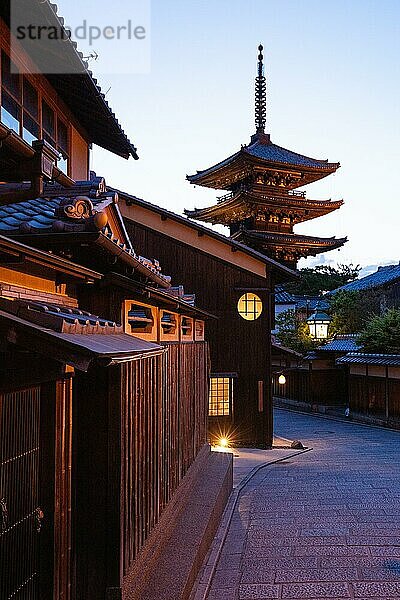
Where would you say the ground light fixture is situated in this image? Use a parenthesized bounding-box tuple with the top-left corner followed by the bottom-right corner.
(307, 302, 332, 340)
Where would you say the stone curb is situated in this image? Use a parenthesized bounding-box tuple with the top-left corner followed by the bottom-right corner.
(191, 447, 313, 600)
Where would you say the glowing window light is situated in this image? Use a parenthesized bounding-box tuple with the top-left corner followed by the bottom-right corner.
(237, 293, 263, 321)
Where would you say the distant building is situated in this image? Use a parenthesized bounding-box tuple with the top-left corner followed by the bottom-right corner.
(328, 263, 400, 311)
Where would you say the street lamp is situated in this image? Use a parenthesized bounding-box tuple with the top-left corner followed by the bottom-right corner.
(307, 302, 331, 340)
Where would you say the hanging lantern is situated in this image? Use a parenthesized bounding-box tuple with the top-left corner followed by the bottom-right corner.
(307, 302, 331, 340)
(278, 374, 286, 385)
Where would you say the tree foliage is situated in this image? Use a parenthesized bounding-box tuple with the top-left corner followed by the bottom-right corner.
(359, 309, 400, 354)
(287, 264, 361, 296)
(275, 309, 315, 354)
(329, 289, 381, 335)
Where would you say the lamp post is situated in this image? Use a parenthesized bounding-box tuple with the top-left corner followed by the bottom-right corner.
(307, 302, 331, 340)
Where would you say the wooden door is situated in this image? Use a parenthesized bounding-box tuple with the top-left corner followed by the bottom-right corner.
(0, 380, 72, 600)
(0, 386, 42, 600)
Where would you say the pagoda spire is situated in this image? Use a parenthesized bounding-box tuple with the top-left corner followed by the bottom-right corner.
(255, 44, 267, 134)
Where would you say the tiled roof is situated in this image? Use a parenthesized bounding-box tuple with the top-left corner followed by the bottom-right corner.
(329, 263, 400, 295)
(245, 139, 339, 170)
(293, 296, 330, 311)
(187, 138, 339, 184)
(118, 189, 298, 280)
(274, 287, 330, 310)
(275, 289, 296, 304)
(337, 353, 400, 366)
(237, 229, 347, 248)
(0, 297, 122, 334)
(0, 195, 105, 233)
(318, 335, 361, 353)
(0, 182, 171, 286)
(0, 300, 163, 372)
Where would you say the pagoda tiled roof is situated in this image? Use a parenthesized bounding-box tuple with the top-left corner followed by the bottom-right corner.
(233, 229, 347, 249)
(185, 190, 343, 224)
(328, 263, 400, 295)
(245, 137, 339, 170)
(187, 134, 339, 188)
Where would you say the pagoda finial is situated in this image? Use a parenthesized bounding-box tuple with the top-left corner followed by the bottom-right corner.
(255, 44, 267, 134)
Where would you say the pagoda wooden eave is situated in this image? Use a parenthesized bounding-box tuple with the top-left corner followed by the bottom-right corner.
(185, 191, 344, 225)
(233, 229, 347, 252)
(187, 138, 340, 191)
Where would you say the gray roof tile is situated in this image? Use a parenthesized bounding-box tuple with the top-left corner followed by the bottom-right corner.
(319, 335, 361, 353)
(246, 140, 337, 170)
(329, 264, 400, 294)
(337, 352, 400, 366)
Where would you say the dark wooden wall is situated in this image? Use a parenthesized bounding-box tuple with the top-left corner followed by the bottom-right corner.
(273, 368, 347, 406)
(124, 219, 273, 447)
(348, 374, 400, 419)
(73, 341, 209, 598)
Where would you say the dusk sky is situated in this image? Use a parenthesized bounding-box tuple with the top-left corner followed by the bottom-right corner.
(58, 0, 400, 272)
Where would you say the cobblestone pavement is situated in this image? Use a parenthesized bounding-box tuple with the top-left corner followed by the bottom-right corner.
(205, 409, 400, 600)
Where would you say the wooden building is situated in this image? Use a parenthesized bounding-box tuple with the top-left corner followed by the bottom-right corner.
(118, 191, 295, 447)
(185, 46, 347, 269)
(0, 4, 231, 599)
(272, 335, 359, 408)
(337, 353, 400, 425)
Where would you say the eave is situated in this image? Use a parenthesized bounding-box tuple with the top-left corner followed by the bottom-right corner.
(117, 189, 299, 282)
(233, 229, 347, 252)
(0, 233, 101, 282)
(185, 192, 344, 225)
(7, 231, 171, 289)
(187, 141, 340, 191)
(102, 273, 217, 320)
(0, 3, 138, 160)
(0, 309, 164, 372)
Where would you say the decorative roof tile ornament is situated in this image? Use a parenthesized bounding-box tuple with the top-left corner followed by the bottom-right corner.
(56, 196, 95, 220)
(185, 45, 347, 268)
(0, 179, 172, 287)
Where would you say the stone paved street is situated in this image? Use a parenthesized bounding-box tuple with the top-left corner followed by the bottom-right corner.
(204, 409, 400, 600)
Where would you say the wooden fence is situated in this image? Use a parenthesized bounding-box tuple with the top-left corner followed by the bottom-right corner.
(120, 341, 209, 575)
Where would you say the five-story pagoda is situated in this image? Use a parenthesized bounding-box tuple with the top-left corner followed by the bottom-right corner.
(185, 45, 347, 269)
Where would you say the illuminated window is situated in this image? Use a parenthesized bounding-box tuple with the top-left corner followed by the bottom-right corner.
(209, 377, 233, 417)
(237, 293, 263, 321)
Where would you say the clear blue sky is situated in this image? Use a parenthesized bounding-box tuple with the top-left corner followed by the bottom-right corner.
(59, 0, 400, 271)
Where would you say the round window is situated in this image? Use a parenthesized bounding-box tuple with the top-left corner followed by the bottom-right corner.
(237, 293, 263, 321)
